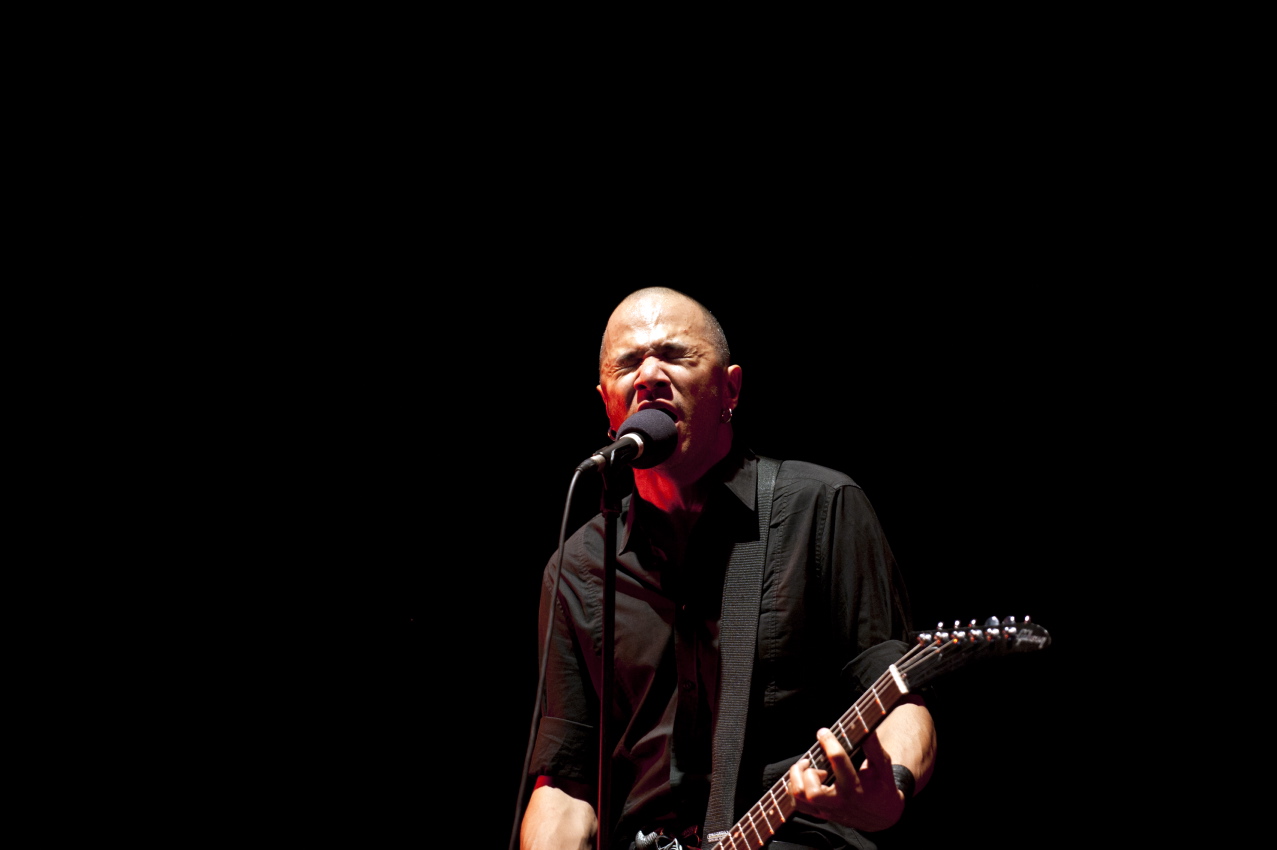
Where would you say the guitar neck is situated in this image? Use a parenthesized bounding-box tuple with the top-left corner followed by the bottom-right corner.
(700, 617, 1051, 850)
(708, 661, 912, 850)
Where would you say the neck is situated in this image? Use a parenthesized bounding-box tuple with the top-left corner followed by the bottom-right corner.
(631, 430, 733, 518)
(633, 472, 708, 521)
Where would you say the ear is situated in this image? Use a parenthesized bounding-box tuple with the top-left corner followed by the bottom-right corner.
(725, 364, 742, 411)
(596, 383, 611, 423)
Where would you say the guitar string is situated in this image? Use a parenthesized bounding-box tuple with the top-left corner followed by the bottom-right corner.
(718, 627, 1035, 847)
(665, 627, 1040, 847)
(716, 679, 908, 850)
(711, 629, 1028, 848)
(714, 639, 939, 849)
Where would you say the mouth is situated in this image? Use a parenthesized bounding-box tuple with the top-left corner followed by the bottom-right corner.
(637, 402, 678, 423)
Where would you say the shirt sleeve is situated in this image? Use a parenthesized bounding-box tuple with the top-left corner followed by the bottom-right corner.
(751, 466, 914, 779)
(824, 481, 912, 677)
(760, 475, 915, 849)
(529, 539, 599, 783)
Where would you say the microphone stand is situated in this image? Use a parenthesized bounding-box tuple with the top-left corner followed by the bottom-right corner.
(596, 465, 624, 850)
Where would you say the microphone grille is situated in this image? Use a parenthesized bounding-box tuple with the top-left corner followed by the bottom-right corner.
(618, 409, 677, 468)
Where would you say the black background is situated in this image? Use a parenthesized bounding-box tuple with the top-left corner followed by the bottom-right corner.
(139, 35, 1213, 847)
(271, 258, 1099, 846)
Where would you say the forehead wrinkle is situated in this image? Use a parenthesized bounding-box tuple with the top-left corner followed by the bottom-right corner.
(625, 302, 704, 347)
(600, 292, 713, 374)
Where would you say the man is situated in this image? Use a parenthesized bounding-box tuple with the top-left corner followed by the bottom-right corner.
(521, 288, 935, 850)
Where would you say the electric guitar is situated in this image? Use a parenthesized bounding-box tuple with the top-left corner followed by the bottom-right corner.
(638, 616, 1053, 850)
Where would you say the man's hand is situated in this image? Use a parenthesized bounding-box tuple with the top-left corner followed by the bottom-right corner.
(520, 776, 597, 850)
(786, 697, 934, 834)
(786, 726, 905, 833)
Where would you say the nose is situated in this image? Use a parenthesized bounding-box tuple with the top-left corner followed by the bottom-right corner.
(634, 355, 670, 395)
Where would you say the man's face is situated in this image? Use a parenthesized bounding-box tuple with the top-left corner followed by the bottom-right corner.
(597, 293, 739, 474)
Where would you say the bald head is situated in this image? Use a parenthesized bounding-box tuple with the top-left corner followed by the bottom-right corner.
(595, 286, 743, 483)
(598, 288, 730, 380)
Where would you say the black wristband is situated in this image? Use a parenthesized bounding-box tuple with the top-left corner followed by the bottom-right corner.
(892, 764, 916, 801)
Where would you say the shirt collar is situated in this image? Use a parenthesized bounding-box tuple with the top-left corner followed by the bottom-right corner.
(618, 439, 759, 554)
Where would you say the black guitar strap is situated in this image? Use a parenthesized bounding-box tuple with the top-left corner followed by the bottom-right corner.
(703, 455, 781, 844)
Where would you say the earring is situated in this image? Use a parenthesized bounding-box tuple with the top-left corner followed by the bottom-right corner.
(607, 428, 618, 440)
(721, 408, 734, 424)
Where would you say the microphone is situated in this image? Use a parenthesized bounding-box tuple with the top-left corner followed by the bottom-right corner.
(577, 409, 677, 473)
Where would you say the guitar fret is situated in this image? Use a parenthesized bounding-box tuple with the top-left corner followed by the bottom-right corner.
(746, 806, 765, 845)
(753, 796, 776, 842)
(870, 679, 886, 714)
(766, 784, 787, 828)
(853, 703, 869, 733)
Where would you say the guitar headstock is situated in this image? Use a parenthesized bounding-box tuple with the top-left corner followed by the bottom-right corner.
(900, 616, 1051, 690)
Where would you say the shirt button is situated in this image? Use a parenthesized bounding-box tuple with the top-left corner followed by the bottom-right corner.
(680, 681, 695, 692)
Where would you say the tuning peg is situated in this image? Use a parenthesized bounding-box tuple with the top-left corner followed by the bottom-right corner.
(984, 616, 1000, 627)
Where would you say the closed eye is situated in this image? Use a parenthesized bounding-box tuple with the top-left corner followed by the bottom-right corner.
(608, 342, 696, 375)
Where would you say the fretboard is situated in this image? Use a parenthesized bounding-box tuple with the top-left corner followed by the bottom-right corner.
(707, 663, 911, 850)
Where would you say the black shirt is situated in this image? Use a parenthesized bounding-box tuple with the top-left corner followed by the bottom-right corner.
(531, 444, 912, 850)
